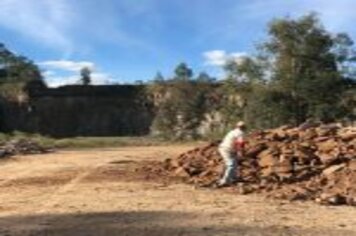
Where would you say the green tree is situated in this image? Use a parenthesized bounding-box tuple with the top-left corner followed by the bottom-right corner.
(0, 43, 44, 101)
(196, 72, 215, 82)
(0, 43, 42, 84)
(174, 62, 193, 80)
(80, 67, 91, 85)
(151, 63, 214, 139)
(264, 13, 352, 123)
(153, 71, 165, 83)
(221, 13, 356, 129)
(219, 56, 269, 129)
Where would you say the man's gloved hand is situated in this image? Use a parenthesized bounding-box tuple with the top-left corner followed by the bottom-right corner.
(234, 138, 245, 157)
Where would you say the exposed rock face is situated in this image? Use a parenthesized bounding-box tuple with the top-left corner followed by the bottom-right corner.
(1, 84, 226, 138)
(1, 85, 154, 137)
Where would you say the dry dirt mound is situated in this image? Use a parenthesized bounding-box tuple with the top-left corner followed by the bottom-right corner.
(155, 124, 356, 206)
(0, 138, 52, 159)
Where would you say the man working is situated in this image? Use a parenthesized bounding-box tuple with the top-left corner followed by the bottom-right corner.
(217, 121, 246, 187)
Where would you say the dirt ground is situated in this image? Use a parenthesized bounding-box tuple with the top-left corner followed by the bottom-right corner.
(0, 145, 355, 236)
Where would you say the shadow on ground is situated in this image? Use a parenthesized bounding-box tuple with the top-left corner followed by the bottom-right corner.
(0, 211, 352, 236)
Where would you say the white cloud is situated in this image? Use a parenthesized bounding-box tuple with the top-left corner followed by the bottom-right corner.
(203, 50, 227, 66)
(40, 60, 95, 72)
(45, 72, 114, 88)
(0, 0, 73, 53)
(203, 50, 247, 67)
(91, 72, 115, 85)
(0, 0, 155, 56)
(40, 60, 115, 87)
(42, 70, 56, 77)
(45, 75, 78, 88)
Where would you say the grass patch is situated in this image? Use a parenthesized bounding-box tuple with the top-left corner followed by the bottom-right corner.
(0, 132, 200, 149)
(52, 136, 169, 149)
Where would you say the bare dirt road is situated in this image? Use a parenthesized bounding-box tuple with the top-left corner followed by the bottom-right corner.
(0, 145, 355, 236)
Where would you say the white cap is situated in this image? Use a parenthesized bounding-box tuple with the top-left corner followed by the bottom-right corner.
(236, 121, 246, 127)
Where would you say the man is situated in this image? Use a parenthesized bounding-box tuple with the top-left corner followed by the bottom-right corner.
(217, 121, 246, 187)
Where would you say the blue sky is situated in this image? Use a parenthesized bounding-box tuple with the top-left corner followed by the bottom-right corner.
(1, 0, 356, 87)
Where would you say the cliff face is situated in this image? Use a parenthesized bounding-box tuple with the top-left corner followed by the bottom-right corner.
(1, 85, 154, 137)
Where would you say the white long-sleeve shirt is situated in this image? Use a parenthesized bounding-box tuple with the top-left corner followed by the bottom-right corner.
(219, 128, 244, 151)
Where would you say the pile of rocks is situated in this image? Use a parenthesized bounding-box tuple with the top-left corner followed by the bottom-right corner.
(0, 139, 52, 158)
(161, 124, 356, 205)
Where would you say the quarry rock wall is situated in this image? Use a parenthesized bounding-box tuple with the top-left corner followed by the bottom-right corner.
(1, 85, 154, 137)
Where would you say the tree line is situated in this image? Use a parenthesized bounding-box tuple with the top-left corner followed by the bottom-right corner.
(149, 14, 355, 139)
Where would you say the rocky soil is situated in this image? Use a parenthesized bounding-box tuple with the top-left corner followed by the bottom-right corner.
(151, 124, 355, 206)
